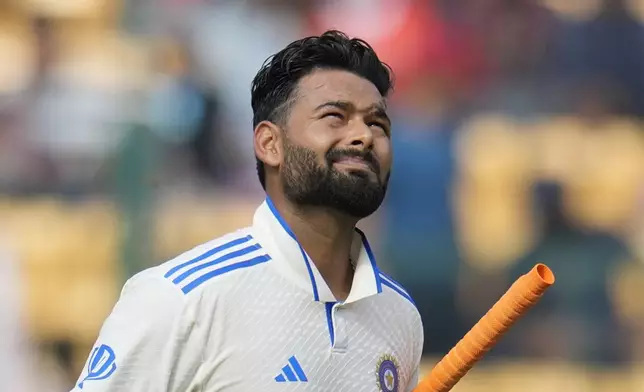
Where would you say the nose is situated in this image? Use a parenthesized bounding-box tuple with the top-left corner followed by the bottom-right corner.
(348, 122, 374, 150)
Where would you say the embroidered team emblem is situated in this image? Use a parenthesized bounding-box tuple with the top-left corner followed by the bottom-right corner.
(376, 354, 399, 392)
(78, 344, 117, 389)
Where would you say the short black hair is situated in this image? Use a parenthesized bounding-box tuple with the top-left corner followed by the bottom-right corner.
(251, 30, 394, 190)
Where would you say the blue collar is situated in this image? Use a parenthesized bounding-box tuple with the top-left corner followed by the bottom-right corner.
(251, 197, 383, 303)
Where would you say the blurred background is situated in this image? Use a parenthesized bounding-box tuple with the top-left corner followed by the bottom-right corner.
(0, 0, 643, 390)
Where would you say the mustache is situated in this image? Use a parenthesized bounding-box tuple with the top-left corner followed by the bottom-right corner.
(326, 148, 380, 174)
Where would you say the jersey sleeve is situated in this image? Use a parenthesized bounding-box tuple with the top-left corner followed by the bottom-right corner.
(406, 310, 424, 392)
(406, 368, 419, 392)
(70, 271, 201, 392)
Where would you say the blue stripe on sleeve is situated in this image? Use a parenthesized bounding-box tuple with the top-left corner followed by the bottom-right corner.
(172, 244, 262, 284)
(380, 273, 416, 307)
(181, 254, 271, 294)
(164, 235, 253, 278)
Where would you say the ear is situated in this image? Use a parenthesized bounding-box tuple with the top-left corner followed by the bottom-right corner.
(254, 120, 282, 169)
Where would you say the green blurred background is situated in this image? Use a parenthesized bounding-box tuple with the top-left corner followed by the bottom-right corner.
(0, 0, 643, 390)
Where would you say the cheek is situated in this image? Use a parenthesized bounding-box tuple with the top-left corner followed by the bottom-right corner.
(286, 139, 329, 168)
(374, 138, 393, 172)
(308, 127, 338, 150)
(301, 126, 338, 163)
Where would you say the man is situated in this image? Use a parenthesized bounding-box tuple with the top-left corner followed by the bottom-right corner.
(73, 30, 423, 392)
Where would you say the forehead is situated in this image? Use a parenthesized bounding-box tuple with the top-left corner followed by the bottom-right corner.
(294, 69, 385, 110)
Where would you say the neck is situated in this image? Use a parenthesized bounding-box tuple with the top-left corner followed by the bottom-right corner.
(271, 195, 358, 301)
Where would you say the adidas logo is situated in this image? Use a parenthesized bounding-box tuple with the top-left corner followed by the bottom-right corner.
(274, 356, 308, 383)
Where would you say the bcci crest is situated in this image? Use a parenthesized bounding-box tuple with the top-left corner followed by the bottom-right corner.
(376, 354, 399, 392)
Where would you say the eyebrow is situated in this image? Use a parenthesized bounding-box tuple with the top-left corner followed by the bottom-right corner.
(314, 100, 391, 124)
(314, 100, 352, 112)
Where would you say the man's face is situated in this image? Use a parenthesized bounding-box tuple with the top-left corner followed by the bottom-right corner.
(279, 69, 392, 219)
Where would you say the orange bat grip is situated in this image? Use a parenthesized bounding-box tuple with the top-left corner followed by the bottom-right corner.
(413, 263, 555, 392)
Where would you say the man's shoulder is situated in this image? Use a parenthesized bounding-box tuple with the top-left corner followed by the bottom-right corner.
(376, 270, 421, 320)
(141, 226, 271, 298)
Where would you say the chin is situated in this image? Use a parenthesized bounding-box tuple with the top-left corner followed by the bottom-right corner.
(345, 168, 375, 180)
(332, 191, 386, 219)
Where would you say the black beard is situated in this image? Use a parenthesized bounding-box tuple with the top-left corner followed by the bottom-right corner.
(280, 140, 389, 219)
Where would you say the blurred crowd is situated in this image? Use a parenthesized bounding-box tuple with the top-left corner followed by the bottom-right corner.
(1, 0, 644, 389)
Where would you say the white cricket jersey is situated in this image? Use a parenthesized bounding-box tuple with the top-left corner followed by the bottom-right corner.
(72, 198, 424, 392)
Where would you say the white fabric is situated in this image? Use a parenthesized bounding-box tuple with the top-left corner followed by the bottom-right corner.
(72, 200, 423, 391)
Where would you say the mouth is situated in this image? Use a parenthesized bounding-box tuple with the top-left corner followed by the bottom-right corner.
(333, 157, 375, 173)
